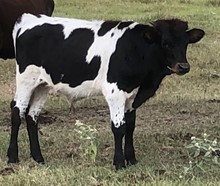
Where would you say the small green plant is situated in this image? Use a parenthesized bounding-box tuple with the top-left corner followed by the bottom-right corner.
(180, 133, 220, 178)
(74, 120, 97, 163)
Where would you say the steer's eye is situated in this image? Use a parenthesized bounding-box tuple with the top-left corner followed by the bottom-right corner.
(162, 42, 173, 49)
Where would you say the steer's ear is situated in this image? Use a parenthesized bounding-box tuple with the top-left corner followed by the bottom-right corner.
(144, 25, 159, 44)
(187, 28, 205, 44)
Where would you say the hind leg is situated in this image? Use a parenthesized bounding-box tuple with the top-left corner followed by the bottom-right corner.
(26, 85, 50, 163)
(7, 65, 41, 163)
(7, 90, 33, 163)
(7, 102, 22, 163)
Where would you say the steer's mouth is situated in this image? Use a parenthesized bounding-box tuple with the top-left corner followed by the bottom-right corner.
(167, 63, 190, 75)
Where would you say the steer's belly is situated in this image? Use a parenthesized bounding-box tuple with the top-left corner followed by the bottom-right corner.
(52, 79, 103, 100)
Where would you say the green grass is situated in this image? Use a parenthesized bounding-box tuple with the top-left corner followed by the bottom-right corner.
(1, 0, 220, 185)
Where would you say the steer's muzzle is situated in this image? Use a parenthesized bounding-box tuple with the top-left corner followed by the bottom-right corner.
(167, 62, 190, 75)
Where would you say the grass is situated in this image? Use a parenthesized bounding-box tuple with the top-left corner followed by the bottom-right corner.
(1, 0, 220, 185)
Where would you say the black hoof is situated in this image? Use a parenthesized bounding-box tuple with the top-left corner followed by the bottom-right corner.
(127, 159, 138, 166)
(115, 163, 126, 170)
(36, 160, 45, 164)
(32, 156, 45, 164)
(7, 158, 19, 164)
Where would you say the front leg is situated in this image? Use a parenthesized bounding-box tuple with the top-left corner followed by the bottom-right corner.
(124, 110, 137, 166)
(111, 123, 126, 170)
(103, 83, 127, 169)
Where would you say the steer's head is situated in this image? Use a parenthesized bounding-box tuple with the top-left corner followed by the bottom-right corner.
(146, 19, 205, 75)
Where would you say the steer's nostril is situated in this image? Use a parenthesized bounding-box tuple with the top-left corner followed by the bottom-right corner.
(178, 63, 190, 70)
(176, 63, 190, 75)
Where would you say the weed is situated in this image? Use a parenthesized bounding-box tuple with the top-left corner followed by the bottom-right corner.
(74, 120, 97, 163)
(180, 133, 220, 178)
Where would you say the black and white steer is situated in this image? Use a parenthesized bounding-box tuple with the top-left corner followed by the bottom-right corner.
(7, 13, 205, 169)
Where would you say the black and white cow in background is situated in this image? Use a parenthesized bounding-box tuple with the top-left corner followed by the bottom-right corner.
(7, 13, 205, 170)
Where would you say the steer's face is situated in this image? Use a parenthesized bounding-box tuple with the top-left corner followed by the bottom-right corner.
(152, 19, 205, 75)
